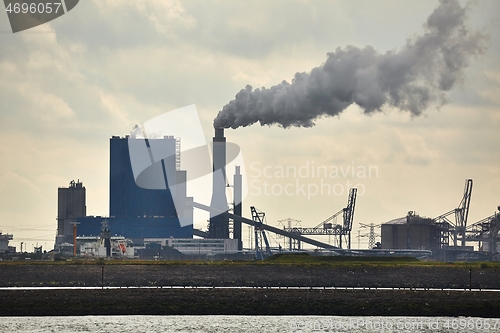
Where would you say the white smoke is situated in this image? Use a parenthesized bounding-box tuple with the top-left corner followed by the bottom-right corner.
(213, 0, 487, 129)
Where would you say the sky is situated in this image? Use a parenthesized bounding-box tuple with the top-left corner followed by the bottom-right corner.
(0, 0, 499, 252)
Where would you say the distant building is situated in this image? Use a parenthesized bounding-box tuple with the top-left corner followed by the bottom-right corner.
(0, 231, 13, 252)
(110, 136, 177, 219)
(144, 238, 238, 255)
(77, 215, 192, 245)
(76, 136, 193, 245)
(54, 180, 86, 250)
(381, 212, 441, 251)
(77, 235, 134, 258)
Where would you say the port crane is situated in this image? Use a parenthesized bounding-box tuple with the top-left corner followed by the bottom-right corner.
(251, 206, 272, 259)
(434, 179, 473, 247)
(464, 208, 500, 254)
(283, 188, 357, 249)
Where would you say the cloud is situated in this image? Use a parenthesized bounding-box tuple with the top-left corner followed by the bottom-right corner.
(103, 0, 196, 35)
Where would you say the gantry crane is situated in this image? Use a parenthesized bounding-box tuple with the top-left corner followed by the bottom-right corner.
(465, 207, 500, 254)
(283, 188, 357, 249)
(434, 179, 473, 247)
(251, 206, 272, 259)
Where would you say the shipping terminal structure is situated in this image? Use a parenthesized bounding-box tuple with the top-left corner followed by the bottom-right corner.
(53, 128, 500, 261)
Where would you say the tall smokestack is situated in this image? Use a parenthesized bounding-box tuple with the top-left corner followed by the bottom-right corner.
(209, 128, 229, 238)
(233, 165, 242, 250)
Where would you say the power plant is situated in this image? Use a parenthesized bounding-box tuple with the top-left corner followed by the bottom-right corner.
(0, 0, 493, 262)
(0, 118, 484, 262)
(45, 126, 500, 262)
(50, 129, 248, 259)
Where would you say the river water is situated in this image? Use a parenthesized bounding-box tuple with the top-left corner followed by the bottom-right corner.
(1, 316, 499, 333)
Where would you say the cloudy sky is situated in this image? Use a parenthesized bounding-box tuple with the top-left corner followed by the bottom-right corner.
(0, 0, 499, 251)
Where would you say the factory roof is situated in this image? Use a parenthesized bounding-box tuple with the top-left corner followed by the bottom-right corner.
(383, 214, 435, 225)
(383, 217, 407, 225)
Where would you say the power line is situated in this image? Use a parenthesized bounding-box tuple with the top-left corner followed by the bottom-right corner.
(0, 225, 55, 231)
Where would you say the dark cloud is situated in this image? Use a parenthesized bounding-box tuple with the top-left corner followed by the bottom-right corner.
(214, 0, 488, 129)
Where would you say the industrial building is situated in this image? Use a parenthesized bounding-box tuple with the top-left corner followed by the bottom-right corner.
(380, 181, 474, 253)
(50, 129, 495, 261)
(54, 135, 194, 255)
(379, 180, 499, 261)
(465, 208, 500, 255)
(144, 238, 238, 255)
(54, 180, 86, 250)
(0, 231, 14, 252)
(381, 212, 440, 251)
(77, 135, 193, 246)
(109, 135, 178, 220)
(52, 127, 251, 257)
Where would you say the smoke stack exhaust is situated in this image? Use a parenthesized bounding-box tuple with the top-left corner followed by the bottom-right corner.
(215, 128, 224, 139)
(209, 128, 229, 238)
(213, 0, 486, 129)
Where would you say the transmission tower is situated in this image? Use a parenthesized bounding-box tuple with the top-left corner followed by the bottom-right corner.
(359, 223, 381, 249)
(278, 218, 301, 250)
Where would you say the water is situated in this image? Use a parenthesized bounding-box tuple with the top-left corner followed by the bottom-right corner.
(1, 316, 499, 333)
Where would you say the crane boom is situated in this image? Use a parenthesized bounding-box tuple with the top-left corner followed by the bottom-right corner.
(457, 179, 473, 230)
(312, 210, 343, 229)
(434, 179, 473, 247)
(282, 188, 357, 249)
(343, 188, 357, 233)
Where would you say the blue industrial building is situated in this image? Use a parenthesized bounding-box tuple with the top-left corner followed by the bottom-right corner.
(109, 136, 177, 218)
(77, 136, 193, 244)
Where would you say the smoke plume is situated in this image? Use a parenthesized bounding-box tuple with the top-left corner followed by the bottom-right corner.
(213, 0, 487, 129)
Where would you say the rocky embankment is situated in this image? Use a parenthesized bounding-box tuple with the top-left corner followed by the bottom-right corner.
(0, 263, 498, 289)
(1, 263, 499, 317)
